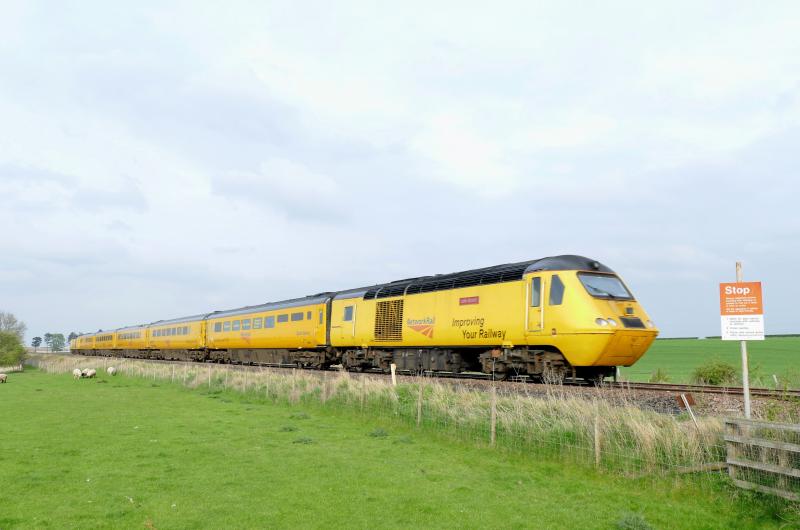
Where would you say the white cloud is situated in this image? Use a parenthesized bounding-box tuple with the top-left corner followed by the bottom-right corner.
(1, 0, 799, 338)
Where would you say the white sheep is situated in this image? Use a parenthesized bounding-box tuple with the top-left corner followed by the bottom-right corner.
(73, 368, 82, 379)
(107, 366, 117, 376)
(81, 369, 90, 377)
(85, 369, 97, 379)
(0, 374, 7, 383)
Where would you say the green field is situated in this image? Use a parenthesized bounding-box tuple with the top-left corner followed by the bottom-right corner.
(620, 336, 800, 385)
(1, 369, 796, 529)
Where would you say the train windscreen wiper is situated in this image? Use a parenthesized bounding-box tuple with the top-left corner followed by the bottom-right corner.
(590, 287, 616, 298)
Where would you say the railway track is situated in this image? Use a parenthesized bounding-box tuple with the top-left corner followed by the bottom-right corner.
(608, 381, 800, 399)
(37, 352, 800, 400)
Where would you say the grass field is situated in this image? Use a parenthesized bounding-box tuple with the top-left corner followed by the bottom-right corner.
(620, 336, 800, 385)
(1, 369, 797, 529)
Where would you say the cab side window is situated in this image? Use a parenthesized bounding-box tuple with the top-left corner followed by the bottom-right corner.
(549, 275, 565, 306)
(531, 278, 541, 307)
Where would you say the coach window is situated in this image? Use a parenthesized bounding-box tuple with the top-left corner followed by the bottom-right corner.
(214, 322, 222, 332)
(291, 312, 303, 322)
(242, 319, 251, 330)
(549, 275, 565, 306)
(184, 326, 189, 334)
(531, 277, 541, 307)
(253, 318, 262, 329)
(307, 311, 311, 320)
(223, 321, 231, 332)
(319, 311, 323, 324)
(232, 320, 241, 331)
(277, 314, 288, 323)
(343, 306, 354, 322)
(265, 316, 275, 328)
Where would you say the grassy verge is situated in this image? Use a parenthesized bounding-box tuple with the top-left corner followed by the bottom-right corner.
(621, 337, 800, 385)
(31, 355, 724, 475)
(1, 368, 797, 529)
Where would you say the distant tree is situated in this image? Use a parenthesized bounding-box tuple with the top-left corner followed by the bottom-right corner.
(31, 336, 42, 352)
(44, 333, 66, 352)
(67, 331, 78, 342)
(0, 311, 26, 341)
(0, 331, 26, 368)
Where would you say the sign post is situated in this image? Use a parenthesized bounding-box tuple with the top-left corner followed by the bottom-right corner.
(719, 262, 764, 419)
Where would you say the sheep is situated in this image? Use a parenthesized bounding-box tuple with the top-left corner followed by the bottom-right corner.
(85, 369, 97, 379)
(81, 369, 90, 377)
(107, 366, 117, 376)
(0, 374, 7, 383)
(73, 368, 82, 379)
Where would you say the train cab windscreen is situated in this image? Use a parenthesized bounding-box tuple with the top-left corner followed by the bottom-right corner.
(577, 273, 633, 300)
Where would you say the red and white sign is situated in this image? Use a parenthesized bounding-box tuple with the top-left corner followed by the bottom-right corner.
(459, 296, 480, 305)
(719, 282, 764, 340)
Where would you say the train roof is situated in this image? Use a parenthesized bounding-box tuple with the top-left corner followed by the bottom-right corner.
(336, 254, 613, 300)
(206, 294, 333, 319)
(94, 255, 611, 330)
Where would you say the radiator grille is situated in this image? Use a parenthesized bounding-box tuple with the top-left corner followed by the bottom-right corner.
(620, 317, 645, 329)
(374, 300, 404, 341)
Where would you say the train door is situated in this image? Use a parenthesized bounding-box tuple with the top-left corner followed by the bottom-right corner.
(331, 301, 357, 344)
(527, 275, 544, 333)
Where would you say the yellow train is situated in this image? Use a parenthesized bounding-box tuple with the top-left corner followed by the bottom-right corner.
(71, 255, 658, 383)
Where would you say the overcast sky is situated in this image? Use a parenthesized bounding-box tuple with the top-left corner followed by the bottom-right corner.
(2, 1, 799, 340)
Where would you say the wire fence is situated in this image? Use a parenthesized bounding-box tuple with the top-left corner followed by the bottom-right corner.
(27, 354, 792, 494)
(0, 363, 25, 374)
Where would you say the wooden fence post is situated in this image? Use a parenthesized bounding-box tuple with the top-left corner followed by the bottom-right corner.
(360, 377, 366, 412)
(594, 413, 601, 468)
(207, 366, 211, 388)
(490, 386, 497, 447)
(417, 382, 424, 427)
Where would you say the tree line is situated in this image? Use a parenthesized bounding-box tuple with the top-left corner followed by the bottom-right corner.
(0, 310, 79, 367)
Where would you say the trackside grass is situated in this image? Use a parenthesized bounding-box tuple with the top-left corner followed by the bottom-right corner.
(32, 355, 724, 475)
(1, 369, 798, 529)
(621, 337, 800, 385)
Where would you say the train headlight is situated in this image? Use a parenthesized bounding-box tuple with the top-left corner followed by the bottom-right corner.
(646, 320, 655, 328)
(607, 318, 618, 327)
(595, 318, 608, 326)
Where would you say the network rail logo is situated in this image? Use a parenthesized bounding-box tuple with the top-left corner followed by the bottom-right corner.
(407, 317, 435, 338)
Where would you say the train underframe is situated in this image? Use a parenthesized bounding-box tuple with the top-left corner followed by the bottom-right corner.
(74, 346, 614, 383)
